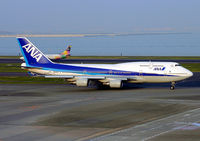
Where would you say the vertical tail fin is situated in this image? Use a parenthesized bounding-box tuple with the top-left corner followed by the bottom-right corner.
(17, 37, 53, 66)
(60, 45, 71, 56)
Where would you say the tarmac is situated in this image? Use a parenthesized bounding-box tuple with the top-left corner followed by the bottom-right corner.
(0, 82, 200, 141)
(1, 58, 200, 141)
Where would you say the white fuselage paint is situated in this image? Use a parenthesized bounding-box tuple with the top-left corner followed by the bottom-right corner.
(23, 61, 193, 83)
(45, 54, 62, 59)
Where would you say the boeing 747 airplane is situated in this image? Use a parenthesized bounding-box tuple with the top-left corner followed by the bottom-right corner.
(17, 37, 193, 89)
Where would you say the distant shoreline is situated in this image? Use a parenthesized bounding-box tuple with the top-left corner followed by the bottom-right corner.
(0, 32, 191, 38)
(0, 56, 200, 60)
(0, 33, 118, 38)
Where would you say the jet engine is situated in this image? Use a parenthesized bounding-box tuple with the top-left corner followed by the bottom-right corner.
(109, 79, 123, 88)
(76, 78, 88, 87)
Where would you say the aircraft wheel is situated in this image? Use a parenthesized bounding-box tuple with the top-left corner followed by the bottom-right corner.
(170, 86, 175, 90)
(170, 82, 175, 90)
(120, 81, 124, 88)
(88, 80, 102, 89)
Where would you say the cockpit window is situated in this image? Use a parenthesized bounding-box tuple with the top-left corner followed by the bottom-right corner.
(175, 64, 181, 66)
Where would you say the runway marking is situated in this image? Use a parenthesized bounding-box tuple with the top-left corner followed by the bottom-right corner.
(142, 108, 200, 141)
(76, 128, 122, 141)
(173, 122, 200, 130)
(92, 107, 200, 141)
(86, 117, 168, 141)
(142, 128, 177, 141)
(142, 121, 200, 141)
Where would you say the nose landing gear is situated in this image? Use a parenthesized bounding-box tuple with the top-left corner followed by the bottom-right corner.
(170, 82, 176, 90)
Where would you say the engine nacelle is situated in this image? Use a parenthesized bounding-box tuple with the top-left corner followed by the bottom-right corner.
(76, 78, 88, 87)
(109, 79, 123, 88)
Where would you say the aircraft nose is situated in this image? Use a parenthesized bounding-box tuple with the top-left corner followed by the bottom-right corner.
(188, 71, 193, 77)
(185, 70, 193, 78)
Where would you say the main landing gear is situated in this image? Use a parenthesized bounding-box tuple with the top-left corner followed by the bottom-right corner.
(88, 80, 103, 89)
(170, 82, 176, 90)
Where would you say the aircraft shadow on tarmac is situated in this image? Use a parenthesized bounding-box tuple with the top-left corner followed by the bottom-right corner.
(65, 72, 200, 91)
(64, 80, 200, 92)
(113, 72, 200, 90)
(61, 72, 200, 91)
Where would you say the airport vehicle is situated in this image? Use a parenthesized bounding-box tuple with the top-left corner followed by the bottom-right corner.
(17, 37, 193, 89)
(20, 43, 71, 60)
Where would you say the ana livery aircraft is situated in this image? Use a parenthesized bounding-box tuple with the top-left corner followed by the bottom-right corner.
(17, 37, 193, 89)
(20, 43, 71, 60)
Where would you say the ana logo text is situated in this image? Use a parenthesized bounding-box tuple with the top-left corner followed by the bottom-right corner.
(22, 44, 42, 62)
(154, 67, 166, 71)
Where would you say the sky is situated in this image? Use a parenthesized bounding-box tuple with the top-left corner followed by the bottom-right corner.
(0, 0, 200, 34)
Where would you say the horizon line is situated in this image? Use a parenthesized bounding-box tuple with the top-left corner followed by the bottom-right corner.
(0, 32, 192, 38)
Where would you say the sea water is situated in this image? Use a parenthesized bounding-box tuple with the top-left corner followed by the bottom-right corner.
(0, 33, 200, 56)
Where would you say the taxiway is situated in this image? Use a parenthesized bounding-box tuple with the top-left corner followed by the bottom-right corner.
(0, 83, 200, 141)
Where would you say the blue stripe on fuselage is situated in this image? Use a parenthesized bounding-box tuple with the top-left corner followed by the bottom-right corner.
(29, 63, 176, 77)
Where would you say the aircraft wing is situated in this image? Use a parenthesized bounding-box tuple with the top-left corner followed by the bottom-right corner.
(44, 75, 138, 88)
(45, 75, 74, 79)
(45, 75, 106, 79)
(44, 75, 137, 80)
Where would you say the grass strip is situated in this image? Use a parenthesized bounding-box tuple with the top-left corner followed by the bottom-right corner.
(0, 76, 66, 84)
(1, 56, 200, 60)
